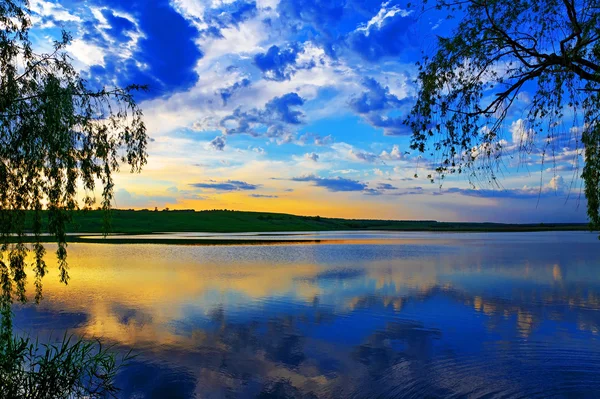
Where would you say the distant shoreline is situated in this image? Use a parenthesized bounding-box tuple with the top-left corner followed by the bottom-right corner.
(10, 209, 591, 244)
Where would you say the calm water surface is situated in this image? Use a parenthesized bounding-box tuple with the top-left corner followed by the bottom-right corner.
(13, 231, 600, 398)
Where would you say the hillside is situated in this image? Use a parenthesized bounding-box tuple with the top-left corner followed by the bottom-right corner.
(21, 209, 589, 235)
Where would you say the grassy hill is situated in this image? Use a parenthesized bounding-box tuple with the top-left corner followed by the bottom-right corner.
(21, 209, 589, 235)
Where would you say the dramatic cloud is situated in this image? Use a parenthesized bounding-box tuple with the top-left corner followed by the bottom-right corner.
(83, 0, 203, 100)
(350, 78, 412, 136)
(349, 77, 404, 114)
(191, 180, 259, 191)
(265, 93, 305, 124)
(220, 92, 305, 137)
(254, 43, 316, 81)
(25, 0, 588, 222)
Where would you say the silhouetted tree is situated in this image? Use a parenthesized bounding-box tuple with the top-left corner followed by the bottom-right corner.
(406, 0, 600, 231)
(0, 0, 147, 331)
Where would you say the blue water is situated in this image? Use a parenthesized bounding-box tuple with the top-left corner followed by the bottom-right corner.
(13, 231, 600, 398)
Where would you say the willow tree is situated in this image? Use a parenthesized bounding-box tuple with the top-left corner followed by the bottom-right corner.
(0, 0, 147, 334)
(406, 0, 600, 230)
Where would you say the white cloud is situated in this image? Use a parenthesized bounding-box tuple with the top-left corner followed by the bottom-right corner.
(30, 0, 81, 24)
(331, 142, 381, 164)
(254, 0, 279, 8)
(170, 0, 208, 25)
(349, 149, 379, 163)
(297, 133, 334, 146)
(380, 145, 402, 161)
(356, 1, 412, 36)
(510, 119, 532, 145)
(208, 135, 226, 151)
(142, 39, 355, 139)
(90, 7, 109, 26)
(198, 18, 267, 63)
(305, 152, 319, 162)
(547, 175, 564, 191)
(66, 39, 106, 67)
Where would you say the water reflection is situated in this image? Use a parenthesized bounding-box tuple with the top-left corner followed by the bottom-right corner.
(12, 232, 600, 398)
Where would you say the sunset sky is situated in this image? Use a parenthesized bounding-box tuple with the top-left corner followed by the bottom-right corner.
(27, 0, 588, 222)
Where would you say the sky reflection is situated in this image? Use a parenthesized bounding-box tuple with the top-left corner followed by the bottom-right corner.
(13, 232, 600, 398)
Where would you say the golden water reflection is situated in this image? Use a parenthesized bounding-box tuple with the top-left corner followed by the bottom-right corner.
(19, 241, 600, 346)
(13, 233, 600, 398)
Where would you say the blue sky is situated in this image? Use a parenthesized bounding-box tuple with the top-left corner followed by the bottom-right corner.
(28, 0, 588, 222)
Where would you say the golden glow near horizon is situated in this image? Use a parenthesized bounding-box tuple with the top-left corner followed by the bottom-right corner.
(109, 159, 504, 221)
(104, 134, 584, 224)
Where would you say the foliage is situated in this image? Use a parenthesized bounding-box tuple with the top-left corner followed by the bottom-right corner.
(0, 2, 146, 395)
(0, 332, 132, 399)
(0, 0, 148, 326)
(406, 0, 600, 231)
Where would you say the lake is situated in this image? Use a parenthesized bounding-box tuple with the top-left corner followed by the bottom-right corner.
(13, 231, 600, 398)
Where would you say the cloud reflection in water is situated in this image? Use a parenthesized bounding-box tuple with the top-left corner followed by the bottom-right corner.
(13, 232, 600, 398)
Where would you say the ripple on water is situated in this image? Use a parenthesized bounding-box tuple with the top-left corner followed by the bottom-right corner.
(339, 329, 600, 399)
(10, 232, 600, 398)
